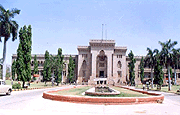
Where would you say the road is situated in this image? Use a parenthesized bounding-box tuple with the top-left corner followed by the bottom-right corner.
(0, 86, 180, 115)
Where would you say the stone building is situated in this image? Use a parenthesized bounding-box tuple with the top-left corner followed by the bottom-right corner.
(77, 39, 127, 85)
(12, 39, 180, 85)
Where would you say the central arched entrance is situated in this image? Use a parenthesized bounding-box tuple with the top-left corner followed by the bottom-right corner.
(96, 50, 107, 78)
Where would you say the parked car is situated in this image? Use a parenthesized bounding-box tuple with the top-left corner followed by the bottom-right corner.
(0, 79, 12, 95)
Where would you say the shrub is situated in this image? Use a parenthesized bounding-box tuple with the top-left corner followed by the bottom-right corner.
(12, 83, 22, 89)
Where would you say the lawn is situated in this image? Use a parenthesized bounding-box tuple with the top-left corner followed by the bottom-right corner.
(136, 84, 180, 94)
(53, 86, 150, 97)
(110, 86, 149, 97)
(5, 80, 58, 89)
(54, 86, 92, 96)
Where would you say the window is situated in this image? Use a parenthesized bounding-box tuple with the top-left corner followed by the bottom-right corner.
(99, 63, 104, 67)
(41, 61, 43, 66)
(82, 60, 87, 69)
(97, 81, 99, 84)
(117, 61, 122, 68)
(83, 70, 86, 77)
(82, 54, 87, 58)
(31, 61, 34, 66)
(117, 71, 122, 77)
(41, 71, 43, 76)
(117, 55, 122, 58)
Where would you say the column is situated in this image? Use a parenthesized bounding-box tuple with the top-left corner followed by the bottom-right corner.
(91, 52, 96, 77)
(107, 53, 112, 78)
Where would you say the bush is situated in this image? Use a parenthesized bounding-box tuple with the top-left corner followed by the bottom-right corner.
(12, 83, 22, 89)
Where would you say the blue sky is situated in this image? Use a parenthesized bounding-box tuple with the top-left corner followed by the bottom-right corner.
(1, 0, 180, 65)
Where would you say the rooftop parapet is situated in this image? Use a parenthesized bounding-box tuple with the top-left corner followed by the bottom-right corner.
(77, 46, 89, 49)
(89, 39, 115, 44)
(115, 46, 127, 50)
(12, 54, 77, 58)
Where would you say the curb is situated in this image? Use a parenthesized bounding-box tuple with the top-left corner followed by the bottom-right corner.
(43, 86, 164, 105)
(12, 86, 60, 92)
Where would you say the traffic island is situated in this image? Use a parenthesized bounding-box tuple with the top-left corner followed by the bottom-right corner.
(43, 86, 164, 105)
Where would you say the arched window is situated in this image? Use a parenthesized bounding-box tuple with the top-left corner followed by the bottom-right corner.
(38, 61, 40, 66)
(98, 50, 106, 61)
(117, 61, 122, 68)
(82, 60, 87, 69)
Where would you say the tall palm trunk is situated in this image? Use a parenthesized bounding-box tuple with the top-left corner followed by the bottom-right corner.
(2, 39, 7, 80)
(151, 67, 154, 89)
(22, 81, 25, 88)
(174, 66, 177, 85)
(168, 65, 171, 91)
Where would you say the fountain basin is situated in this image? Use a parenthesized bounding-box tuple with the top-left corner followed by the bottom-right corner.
(85, 87, 120, 96)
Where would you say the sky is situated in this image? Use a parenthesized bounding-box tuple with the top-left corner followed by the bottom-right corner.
(0, 0, 180, 65)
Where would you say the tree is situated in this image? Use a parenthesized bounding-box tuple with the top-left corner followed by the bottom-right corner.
(170, 67, 173, 79)
(128, 50, 136, 86)
(54, 48, 64, 86)
(11, 60, 16, 80)
(16, 25, 32, 88)
(172, 48, 180, 85)
(6, 65, 10, 80)
(33, 55, 38, 81)
(159, 39, 178, 91)
(0, 5, 20, 80)
(154, 59, 164, 90)
(140, 57, 144, 83)
(16, 43, 25, 82)
(49, 54, 56, 76)
(153, 50, 164, 90)
(43, 50, 51, 84)
(144, 48, 158, 89)
(68, 55, 75, 83)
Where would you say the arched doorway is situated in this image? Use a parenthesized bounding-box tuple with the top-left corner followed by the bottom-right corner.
(82, 60, 88, 82)
(96, 50, 107, 78)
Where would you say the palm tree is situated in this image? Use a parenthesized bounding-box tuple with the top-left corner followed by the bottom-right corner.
(0, 5, 20, 80)
(159, 39, 178, 91)
(172, 48, 180, 85)
(145, 48, 158, 89)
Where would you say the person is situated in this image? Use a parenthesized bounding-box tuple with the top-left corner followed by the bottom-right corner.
(143, 84, 145, 90)
(146, 82, 149, 90)
(11, 80, 13, 85)
(28, 81, 30, 86)
(51, 77, 54, 86)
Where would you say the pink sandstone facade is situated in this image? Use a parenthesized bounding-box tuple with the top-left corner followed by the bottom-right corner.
(12, 39, 180, 85)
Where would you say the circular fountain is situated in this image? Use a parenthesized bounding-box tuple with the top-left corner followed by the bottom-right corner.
(85, 78, 120, 96)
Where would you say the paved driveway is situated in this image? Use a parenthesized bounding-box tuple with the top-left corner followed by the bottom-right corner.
(0, 86, 180, 115)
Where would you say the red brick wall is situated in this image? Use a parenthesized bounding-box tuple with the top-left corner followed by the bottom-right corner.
(43, 86, 164, 105)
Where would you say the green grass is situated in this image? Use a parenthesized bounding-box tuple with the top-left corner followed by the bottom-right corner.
(107, 86, 149, 97)
(5, 80, 58, 89)
(136, 84, 180, 94)
(54, 86, 92, 96)
(29, 82, 55, 88)
(54, 86, 150, 97)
